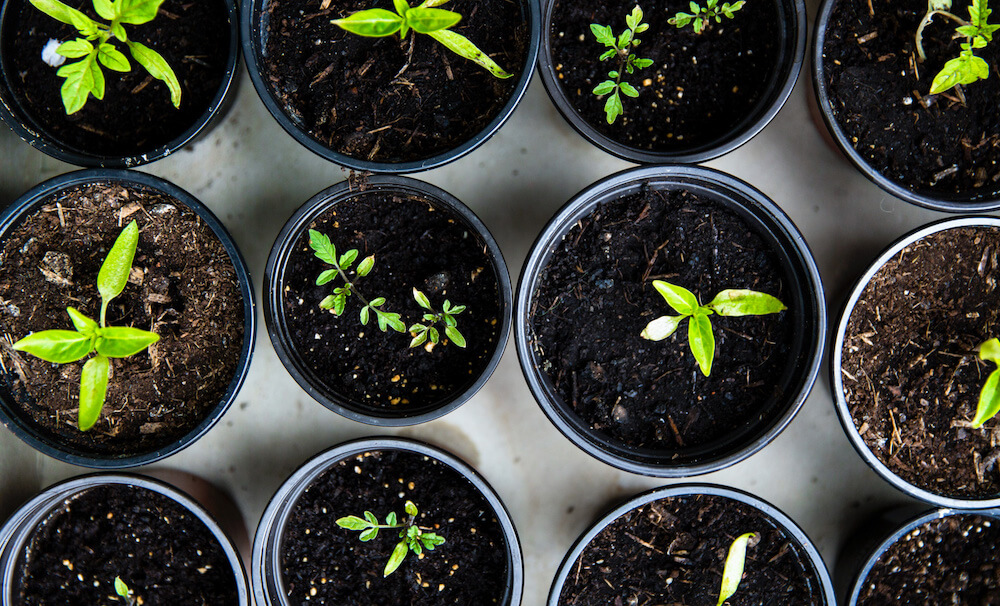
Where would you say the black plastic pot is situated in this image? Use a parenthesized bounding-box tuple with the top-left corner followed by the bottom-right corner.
(0, 473, 250, 604)
(547, 483, 836, 605)
(251, 436, 524, 605)
(516, 165, 826, 477)
(811, 0, 1000, 212)
(0, 169, 256, 468)
(264, 176, 511, 426)
(830, 216, 1000, 509)
(538, 0, 806, 164)
(240, 0, 540, 174)
(0, 0, 241, 168)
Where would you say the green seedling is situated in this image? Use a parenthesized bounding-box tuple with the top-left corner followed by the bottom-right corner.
(915, 0, 998, 96)
(114, 576, 135, 605)
(639, 280, 786, 376)
(973, 337, 1000, 427)
(30, 0, 182, 114)
(337, 500, 446, 577)
(331, 0, 510, 79)
(408, 288, 466, 349)
(590, 5, 654, 124)
(717, 532, 756, 605)
(309, 229, 405, 333)
(12, 221, 159, 431)
(669, 0, 746, 34)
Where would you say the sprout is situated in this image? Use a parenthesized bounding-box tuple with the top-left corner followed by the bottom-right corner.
(589, 5, 653, 124)
(114, 576, 135, 605)
(669, 0, 747, 34)
(717, 532, 756, 605)
(336, 500, 446, 577)
(917, 0, 998, 97)
(973, 337, 1000, 427)
(408, 288, 467, 349)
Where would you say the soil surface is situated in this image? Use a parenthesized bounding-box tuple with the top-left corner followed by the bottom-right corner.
(530, 185, 797, 455)
(841, 227, 1000, 500)
(2, 0, 230, 157)
(549, 0, 782, 153)
(15, 483, 239, 605)
(857, 513, 1000, 605)
(281, 189, 502, 416)
(822, 0, 1000, 201)
(558, 493, 825, 605)
(281, 449, 509, 604)
(262, 0, 530, 164)
(0, 182, 245, 457)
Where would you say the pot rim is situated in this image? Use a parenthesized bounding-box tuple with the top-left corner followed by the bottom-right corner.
(250, 436, 524, 606)
(239, 0, 541, 174)
(831, 216, 1000, 509)
(0, 168, 257, 468)
(515, 164, 826, 477)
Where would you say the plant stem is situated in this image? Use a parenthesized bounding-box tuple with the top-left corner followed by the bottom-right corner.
(916, 10, 970, 60)
(331, 262, 372, 307)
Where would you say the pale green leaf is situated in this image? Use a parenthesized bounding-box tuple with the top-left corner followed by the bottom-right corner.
(652, 280, 699, 315)
(592, 80, 617, 95)
(93, 0, 115, 20)
(97, 220, 139, 308)
(332, 8, 404, 37)
(115, 0, 165, 24)
(445, 325, 466, 348)
(619, 81, 639, 97)
(126, 40, 181, 107)
(97, 43, 130, 72)
(409, 330, 428, 348)
(319, 294, 337, 310)
(66, 307, 97, 334)
(29, 0, 94, 29)
(316, 268, 338, 285)
(405, 500, 418, 516)
(973, 369, 1000, 428)
(689, 313, 715, 376)
(79, 354, 109, 431)
(405, 7, 460, 33)
(384, 541, 408, 577)
(428, 327, 440, 343)
(383, 312, 406, 333)
(309, 229, 337, 265)
(359, 527, 378, 541)
(393, 0, 410, 15)
(427, 28, 511, 78)
(56, 52, 103, 114)
(707, 289, 787, 316)
(604, 90, 623, 124)
(114, 576, 130, 598)
(12, 330, 93, 363)
(360, 305, 370, 325)
(980, 338, 1000, 364)
(56, 38, 94, 58)
(364, 511, 378, 525)
(626, 5, 642, 30)
(357, 255, 375, 277)
(413, 288, 432, 310)
(590, 23, 615, 46)
(370, 297, 386, 307)
(95, 326, 158, 358)
(111, 21, 127, 41)
(336, 516, 368, 530)
(640, 315, 684, 341)
(386, 512, 398, 526)
(338, 249, 358, 269)
(718, 532, 756, 606)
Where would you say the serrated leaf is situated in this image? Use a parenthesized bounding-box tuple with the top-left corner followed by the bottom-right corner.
(357, 255, 375, 277)
(337, 515, 369, 530)
(445, 325, 466, 348)
(384, 541, 408, 577)
(593, 80, 617, 95)
(98, 220, 139, 310)
(652, 280, 699, 315)
(634, 57, 654, 68)
(78, 354, 109, 431)
(617, 28, 633, 48)
(56, 52, 103, 114)
(316, 269, 338, 285)
(66, 307, 97, 334)
(97, 43, 130, 72)
(56, 38, 94, 58)
(12, 330, 93, 363)
(309, 230, 337, 265)
(640, 315, 684, 341)
(689, 313, 715, 376)
(718, 532, 756, 606)
(126, 40, 181, 107)
(385, 313, 405, 333)
(627, 5, 643, 30)
(427, 28, 511, 78)
(620, 81, 639, 97)
(95, 327, 158, 358)
(339, 249, 358, 269)
(423, 533, 445, 548)
(930, 52, 988, 94)
(332, 8, 404, 37)
(707, 290, 787, 316)
(590, 23, 615, 46)
(413, 288, 432, 310)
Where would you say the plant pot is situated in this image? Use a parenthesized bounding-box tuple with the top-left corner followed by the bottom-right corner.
(548, 483, 836, 605)
(538, 0, 805, 164)
(812, 0, 1000, 212)
(0, 169, 256, 468)
(831, 217, 1000, 508)
(251, 436, 523, 605)
(264, 176, 511, 425)
(0, 473, 250, 604)
(241, 0, 540, 173)
(0, 0, 241, 168)
(839, 506, 1000, 604)
(516, 165, 825, 476)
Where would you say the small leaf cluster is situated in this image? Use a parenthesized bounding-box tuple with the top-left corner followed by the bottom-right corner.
(114, 576, 135, 605)
(30, 0, 181, 114)
(718, 532, 756, 606)
(640, 280, 786, 376)
(590, 5, 653, 124)
(926, 0, 998, 95)
(332, 0, 511, 79)
(668, 0, 746, 34)
(337, 500, 446, 577)
(12, 221, 159, 431)
(409, 288, 466, 348)
(973, 337, 1000, 428)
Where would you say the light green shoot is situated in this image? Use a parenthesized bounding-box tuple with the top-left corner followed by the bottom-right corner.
(336, 500, 446, 577)
(331, 0, 511, 79)
(12, 221, 159, 431)
(114, 576, 135, 605)
(640, 280, 786, 376)
(408, 288, 467, 349)
(590, 5, 654, 124)
(717, 532, 756, 605)
(669, 0, 746, 34)
(973, 338, 1000, 427)
(916, 0, 998, 96)
(29, 0, 182, 114)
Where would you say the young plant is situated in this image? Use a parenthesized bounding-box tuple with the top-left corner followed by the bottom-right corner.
(590, 5, 654, 124)
(114, 576, 136, 606)
(12, 221, 159, 431)
(408, 288, 467, 349)
(973, 337, 1000, 428)
(336, 500, 446, 577)
(29, 0, 182, 114)
(639, 280, 786, 376)
(668, 0, 747, 34)
(331, 0, 511, 79)
(717, 532, 756, 606)
(915, 0, 998, 96)
(309, 229, 406, 333)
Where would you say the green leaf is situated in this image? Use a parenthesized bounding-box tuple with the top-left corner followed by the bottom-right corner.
(718, 532, 756, 606)
(12, 330, 93, 363)
(97, 43, 130, 72)
(337, 515, 369, 530)
(634, 22, 649, 34)
(393, 0, 410, 18)
(670, 12, 694, 27)
(604, 90, 623, 124)
(370, 297, 386, 307)
(56, 52, 103, 114)
(317, 269, 338, 285)
(409, 330, 428, 348)
(28, 0, 94, 29)
(422, 533, 445, 549)
(981, 338, 1000, 364)
(384, 541, 409, 577)
(405, 501, 418, 517)
(593, 80, 617, 95)
(360, 306, 370, 325)
(427, 29, 512, 78)
(619, 81, 639, 97)
(626, 5, 643, 30)
(590, 23, 615, 46)
(442, 313, 457, 327)
(608, 70, 620, 78)
(449, 304, 466, 314)
(78, 354, 109, 431)
(386, 512, 398, 526)
(332, 8, 404, 37)
(652, 280, 699, 315)
(115, 0, 165, 24)
(111, 21, 127, 41)
(66, 307, 97, 334)
(357, 255, 375, 277)
(359, 527, 378, 541)
(445, 325, 466, 348)
(333, 294, 347, 316)
(126, 40, 181, 107)
(413, 288, 432, 310)
(634, 57, 654, 68)
(309, 229, 337, 265)
(114, 576, 130, 599)
(56, 38, 94, 59)
(377, 311, 406, 333)
(421, 0, 451, 6)
(599, 48, 616, 61)
(93, 0, 115, 19)
(707, 290, 787, 316)
(364, 511, 379, 525)
(930, 52, 987, 94)
(428, 327, 440, 343)
(617, 28, 633, 48)
(339, 249, 358, 269)
(973, 369, 1000, 428)
(98, 220, 139, 319)
(411, 539, 423, 555)
(320, 294, 337, 310)
(688, 313, 715, 376)
(405, 7, 460, 33)
(640, 315, 685, 341)
(95, 326, 158, 358)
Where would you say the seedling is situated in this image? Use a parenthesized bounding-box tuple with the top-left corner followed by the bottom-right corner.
(973, 338, 1000, 428)
(12, 221, 159, 431)
(331, 0, 511, 79)
(915, 0, 998, 96)
(590, 5, 654, 124)
(337, 500, 446, 577)
(29, 0, 182, 114)
(114, 576, 136, 606)
(669, 0, 746, 34)
(309, 229, 405, 334)
(717, 532, 756, 606)
(639, 280, 786, 376)
(409, 288, 466, 348)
